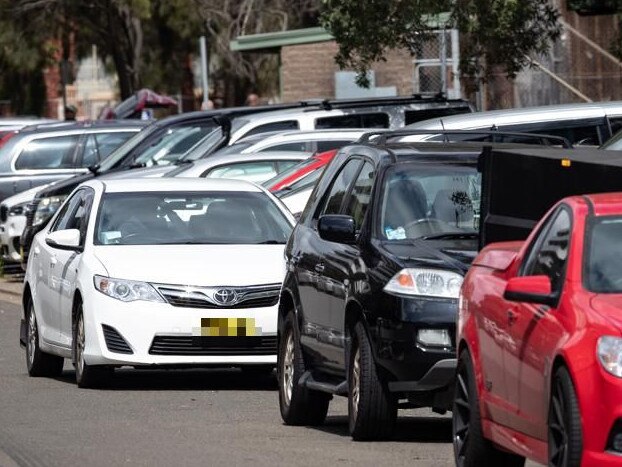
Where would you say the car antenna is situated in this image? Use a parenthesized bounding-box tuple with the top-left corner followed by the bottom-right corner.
(440, 119, 449, 143)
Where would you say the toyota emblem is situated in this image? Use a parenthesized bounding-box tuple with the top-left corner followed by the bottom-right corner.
(213, 288, 238, 305)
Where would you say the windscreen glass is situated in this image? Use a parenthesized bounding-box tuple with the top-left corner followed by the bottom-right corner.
(585, 216, 622, 292)
(97, 125, 158, 171)
(95, 191, 292, 245)
(379, 164, 481, 240)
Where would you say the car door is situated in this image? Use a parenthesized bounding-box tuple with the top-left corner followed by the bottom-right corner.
(296, 158, 362, 367)
(34, 192, 84, 346)
(320, 160, 375, 370)
(54, 188, 94, 347)
(504, 207, 570, 437)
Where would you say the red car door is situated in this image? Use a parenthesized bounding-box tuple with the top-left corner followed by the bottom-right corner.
(504, 207, 571, 438)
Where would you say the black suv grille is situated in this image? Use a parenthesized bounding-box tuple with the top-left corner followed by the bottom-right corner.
(148, 335, 277, 356)
(102, 324, 133, 354)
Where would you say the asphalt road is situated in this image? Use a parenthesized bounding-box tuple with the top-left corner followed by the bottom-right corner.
(0, 291, 541, 467)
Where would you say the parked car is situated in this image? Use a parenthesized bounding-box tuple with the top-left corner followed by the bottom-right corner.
(20, 178, 295, 387)
(0, 120, 146, 204)
(456, 193, 622, 467)
(403, 101, 622, 146)
(161, 151, 311, 185)
(228, 94, 473, 144)
(277, 139, 488, 440)
(264, 149, 338, 192)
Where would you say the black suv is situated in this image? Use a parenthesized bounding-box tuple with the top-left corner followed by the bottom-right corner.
(276, 132, 571, 440)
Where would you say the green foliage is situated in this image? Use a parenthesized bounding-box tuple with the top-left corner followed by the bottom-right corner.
(320, 0, 561, 87)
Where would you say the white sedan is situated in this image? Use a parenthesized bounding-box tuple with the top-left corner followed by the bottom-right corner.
(21, 178, 295, 387)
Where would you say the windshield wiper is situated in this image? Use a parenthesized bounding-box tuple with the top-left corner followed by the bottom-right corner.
(422, 232, 479, 240)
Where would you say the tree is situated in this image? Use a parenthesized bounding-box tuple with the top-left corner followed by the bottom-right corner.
(320, 0, 562, 87)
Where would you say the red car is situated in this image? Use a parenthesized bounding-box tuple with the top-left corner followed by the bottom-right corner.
(456, 193, 622, 467)
(264, 149, 337, 192)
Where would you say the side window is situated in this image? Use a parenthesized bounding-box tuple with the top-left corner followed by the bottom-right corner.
(15, 135, 80, 170)
(343, 161, 375, 230)
(205, 161, 278, 183)
(404, 107, 471, 125)
(242, 121, 299, 139)
(317, 140, 351, 152)
(315, 113, 389, 129)
(93, 132, 135, 161)
(521, 208, 571, 291)
(51, 190, 94, 245)
(609, 117, 622, 137)
(260, 142, 306, 152)
(82, 135, 99, 168)
(318, 159, 362, 217)
(50, 193, 83, 232)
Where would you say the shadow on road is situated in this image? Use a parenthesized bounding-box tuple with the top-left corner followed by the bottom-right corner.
(53, 367, 278, 392)
(314, 414, 452, 443)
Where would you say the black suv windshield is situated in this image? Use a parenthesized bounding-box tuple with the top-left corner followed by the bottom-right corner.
(379, 164, 481, 240)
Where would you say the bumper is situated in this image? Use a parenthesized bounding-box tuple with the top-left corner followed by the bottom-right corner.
(582, 451, 622, 467)
(83, 293, 279, 367)
(388, 358, 456, 392)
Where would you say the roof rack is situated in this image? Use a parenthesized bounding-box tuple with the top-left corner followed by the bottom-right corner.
(357, 129, 573, 149)
(298, 93, 465, 111)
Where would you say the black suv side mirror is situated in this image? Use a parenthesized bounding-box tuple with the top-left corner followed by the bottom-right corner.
(318, 215, 356, 244)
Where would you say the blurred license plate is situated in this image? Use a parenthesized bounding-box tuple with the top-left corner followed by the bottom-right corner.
(193, 318, 261, 337)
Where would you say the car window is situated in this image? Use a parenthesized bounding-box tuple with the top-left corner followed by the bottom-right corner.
(276, 160, 299, 173)
(523, 124, 603, 146)
(259, 142, 306, 152)
(315, 113, 389, 129)
(242, 121, 299, 139)
(205, 161, 279, 183)
(83, 132, 136, 168)
(404, 107, 472, 125)
(521, 208, 571, 292)
(318, 159, 362, 217)
(50, 189, 93, 245)
(50, 193, 82, 232)
(343, 161, 374, 230)
(585, 216, 622, 292)
(15, 135, 79, 170)
(609, 117, 622, 138)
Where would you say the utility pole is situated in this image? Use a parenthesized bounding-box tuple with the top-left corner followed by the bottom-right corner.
(200, 36, 209, 107)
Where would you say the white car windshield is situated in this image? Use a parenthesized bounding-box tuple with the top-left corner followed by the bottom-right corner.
(95, 191, 292, 245)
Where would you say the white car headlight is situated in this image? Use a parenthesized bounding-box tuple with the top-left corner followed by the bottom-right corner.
(384, 268, 463, 299)
(94, 275, 164, 303)
(33, 196, 67, 226)
(597, 336, 622, 377)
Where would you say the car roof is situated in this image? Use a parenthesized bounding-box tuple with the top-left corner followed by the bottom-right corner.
(407, 101, 622, 131)
(175, 151, 312, 177)
(19, 119, 148, 133)
(94, 177, 263, 194)
(238, 128, 371, 144)
(582, 193, 622, 217)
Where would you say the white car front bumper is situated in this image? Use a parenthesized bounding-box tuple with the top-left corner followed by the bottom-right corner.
(0, 214, 26, 263)
(83, 293, 278, 366)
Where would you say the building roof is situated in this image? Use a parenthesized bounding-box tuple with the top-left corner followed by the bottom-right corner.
(230, 27, 334, 52)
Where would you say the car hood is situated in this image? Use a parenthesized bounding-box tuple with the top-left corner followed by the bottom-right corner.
(590, 294, 622, 332)
(93, 244, 286, 286)
(378, 238, 478, 275)
(2, 183, 53, 207)
(99, 165, 177, 180)
(37, 172, 95, 198)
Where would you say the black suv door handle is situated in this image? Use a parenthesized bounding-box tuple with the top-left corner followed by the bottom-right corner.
(314, 263, 325, 273)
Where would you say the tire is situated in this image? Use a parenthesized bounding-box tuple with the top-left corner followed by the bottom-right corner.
(548, 366, 583, 467)
(73, 304, 113, 388)
(25, 302, 64, 377)
(348, 321, 397, 441)
(278, 311, 330, 426)
(453, 350, 525, 467)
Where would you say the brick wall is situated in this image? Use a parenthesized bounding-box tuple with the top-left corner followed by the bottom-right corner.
(280, 41, 413, 102)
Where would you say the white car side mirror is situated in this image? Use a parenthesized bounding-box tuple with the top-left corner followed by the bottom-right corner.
(45, 229, 82, 252)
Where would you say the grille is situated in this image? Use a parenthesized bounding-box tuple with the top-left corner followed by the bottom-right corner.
(154, 283, 281, 309)
(149, 335, 278, 356)
(102, 324, 133, 354)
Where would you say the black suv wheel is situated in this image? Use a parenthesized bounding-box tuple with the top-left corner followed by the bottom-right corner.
(278, 311, 330, 426)
(348, 321, 397, 440)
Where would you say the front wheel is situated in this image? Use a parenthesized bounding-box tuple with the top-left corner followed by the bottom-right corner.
(278, 311, 330, 426)
(548, 366, 583, 467)
(25, 302, 64, 377)
(452, 350, 525, 467)
(73, 305, 112, 388)
(348, 321, 397, 441)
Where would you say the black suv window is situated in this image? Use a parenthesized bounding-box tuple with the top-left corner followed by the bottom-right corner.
(343, 161, 374, 230)
(315, 113, 389, 129)
(16, 135, 80, 170)
(243, 121, 299, 138)
(319, 159, 362, 217)
(521, 208, 571, 292)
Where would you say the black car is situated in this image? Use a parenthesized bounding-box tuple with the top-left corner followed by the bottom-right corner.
(276, 133, 574, 440)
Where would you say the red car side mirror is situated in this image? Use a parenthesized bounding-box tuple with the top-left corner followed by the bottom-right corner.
(503, 275, 556, 306)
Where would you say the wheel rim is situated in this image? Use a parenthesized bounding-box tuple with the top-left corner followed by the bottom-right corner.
(453, 371, 471, 466)
(549, 379, 568, 467)
(76, 315, 85, 377)
(27, 308, 36, 367)
(282, 330, 294, 406)
(351, 347, 361, 422)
